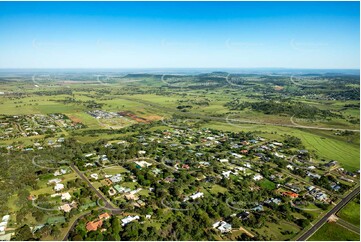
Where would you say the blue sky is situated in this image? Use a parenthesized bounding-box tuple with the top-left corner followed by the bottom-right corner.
(0, 1, 359, 69)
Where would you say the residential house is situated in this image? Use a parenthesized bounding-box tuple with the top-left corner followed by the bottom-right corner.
(121, 215, 140, 226)
(86, 220, 103, 232)
(282, 191, 299, 198)
(253, 174, 263, 181)
(61, 192, 71, 201)
(212, 221, 232, 233)
(190, 192, 204, 200)
(54, 183, 64, 192)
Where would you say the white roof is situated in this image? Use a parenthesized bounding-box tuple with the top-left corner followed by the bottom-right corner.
(190, 192, 204, 200)
(2, 215, 10, 222)
(54, 183, 64, 191)
(61, 192, 71, 200)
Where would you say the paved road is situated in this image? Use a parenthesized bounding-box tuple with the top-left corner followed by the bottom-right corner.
(297, 186, 360, 241)
(62, 211, 92, 241)
(70, 164, 123, 214)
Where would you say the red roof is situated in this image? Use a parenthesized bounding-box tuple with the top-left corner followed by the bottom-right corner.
(86, 220, 103, 232)
(282, 191, 299, 198)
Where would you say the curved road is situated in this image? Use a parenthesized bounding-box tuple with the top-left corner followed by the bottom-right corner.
(296, 186, 360, 241)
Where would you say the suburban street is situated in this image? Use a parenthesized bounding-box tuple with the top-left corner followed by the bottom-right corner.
(70, 164, 123, 214)
(297, 186, 360, 241)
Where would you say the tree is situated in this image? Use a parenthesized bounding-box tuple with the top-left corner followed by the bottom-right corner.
(12, 224, 34, 241)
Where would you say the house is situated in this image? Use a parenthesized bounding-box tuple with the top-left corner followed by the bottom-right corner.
(253, 174, 263, 181)
(252, 205, 264, 212)
(190, 192, 204, 200)
(306, 186, 315, 192)
(135, 160, 152, 168)
(104, 178, 113, 186)
(286, 165, 294, 171)
(98, 213, 111, 220)
(54, 183, 64, 192)
(219, 159, 229, 163)
(130, 188, 142, 195)
(231, 153, 243, 159)
(213, 221, 232, 233)
(59, 204, 72, 212)
(90, 173, 99, 180)
(121, 215, 140, 226)
(325, 160, 338, 168)
(48, 178, 62, 184)
(222, 171, 232, 179)
(61, 192, 71, 201)
(86, 220, 103, 232)
(331, 184, 341, 192)
(1, 215, 9, 223)
(282, 191, 299, 198)
(306, 172, 321, 179)
(108, 187, 116, 196)
(109, 174, 122, 183)
(152, 168, 162, 175)
(125, 194, 139, 201)
(138, 150, 146, 155)
(135, 200, 146, 207)
(84, 153, 94, 158)
(273, 142, 283, 147)
(182, 164, 190, 169)
(340, 176, 354, 183)
(265, 198, 282, 205)
(146, 215, 152, 219)
(240, 150, 248, 154)
(239, 212, 250, 220)
(198, 161, 210, 167)
(244, 163, 252, 168)
(315, 192, 328, 201)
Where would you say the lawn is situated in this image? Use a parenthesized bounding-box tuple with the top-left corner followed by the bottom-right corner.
(259, 179, 276, 190)
(309, 222, 360, 241)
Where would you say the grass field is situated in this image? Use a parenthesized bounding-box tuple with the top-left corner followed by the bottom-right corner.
(338, 198, 360, 227)
(309, 222, 360, 241)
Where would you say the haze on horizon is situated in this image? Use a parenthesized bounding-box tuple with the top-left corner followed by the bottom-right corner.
(0, 1, 359, 69)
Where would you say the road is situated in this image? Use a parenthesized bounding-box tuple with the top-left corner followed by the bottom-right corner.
(296, 186, 360, 241)
(70, 164, 123, 214)
(62, 211, 93, 241)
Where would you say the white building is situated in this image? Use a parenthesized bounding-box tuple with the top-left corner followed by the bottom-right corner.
(54, 183, 64, 191)
(190, 192, 204, 200)
(253, 174, 263, 181)
(121, 215, 140, 226)
(90, 173, 99, 180)
(61, 192, 72, 201)
(213, 221, 232, 233)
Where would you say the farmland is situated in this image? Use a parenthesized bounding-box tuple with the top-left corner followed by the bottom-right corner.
(0, 70, 359, 241)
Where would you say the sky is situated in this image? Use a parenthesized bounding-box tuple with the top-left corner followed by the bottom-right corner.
(0, 1, 359, 69)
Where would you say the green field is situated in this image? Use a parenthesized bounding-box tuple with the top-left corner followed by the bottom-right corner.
(309, 222, 360, 241)
(338, 198, 360, 227)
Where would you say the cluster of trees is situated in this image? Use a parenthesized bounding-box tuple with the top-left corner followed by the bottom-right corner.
(225, 99, 339, 119)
